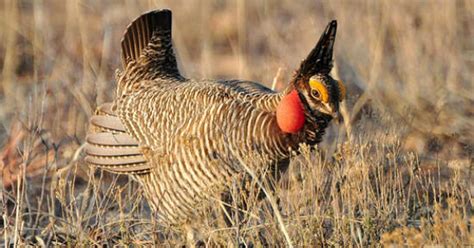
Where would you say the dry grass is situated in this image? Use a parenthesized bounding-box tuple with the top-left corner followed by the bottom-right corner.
(0, 0, 472, 246)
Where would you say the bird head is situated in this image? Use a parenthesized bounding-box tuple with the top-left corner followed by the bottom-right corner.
(295, 74, 346, 119)
(277, 20, 346, 133)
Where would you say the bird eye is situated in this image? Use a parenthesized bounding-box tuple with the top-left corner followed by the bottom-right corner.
(311, 89, 320, 99)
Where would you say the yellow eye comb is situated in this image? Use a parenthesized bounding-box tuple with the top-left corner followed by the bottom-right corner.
(309, 78, 329, 103)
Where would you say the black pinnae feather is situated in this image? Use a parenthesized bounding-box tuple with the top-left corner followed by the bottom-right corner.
(297, 20, 337, 78)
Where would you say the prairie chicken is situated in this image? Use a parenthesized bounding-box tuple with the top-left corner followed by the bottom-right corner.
(85, 9, 345, 227)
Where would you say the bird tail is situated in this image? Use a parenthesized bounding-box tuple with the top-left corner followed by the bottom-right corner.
(84, 103, 151, 174)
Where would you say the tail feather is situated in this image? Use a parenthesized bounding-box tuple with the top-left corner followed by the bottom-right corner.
(85, 144, 142, 157)
(85, 103, 151, 174)
(97, 102, 116, 116)
(90, 116, 127, 132)
(86, 132, 139, 146)
(85, 155, 146, 166)
(120, 9, 182, 80)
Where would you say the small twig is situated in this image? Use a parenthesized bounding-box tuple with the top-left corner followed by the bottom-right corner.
(271, 67, 285, 91)
(332, 61, 352, 140)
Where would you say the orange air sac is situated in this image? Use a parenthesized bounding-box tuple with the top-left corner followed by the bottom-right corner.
(276, 90, 305, 133)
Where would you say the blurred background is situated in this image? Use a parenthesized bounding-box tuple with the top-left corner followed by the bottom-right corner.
(0, 0, 472, 245)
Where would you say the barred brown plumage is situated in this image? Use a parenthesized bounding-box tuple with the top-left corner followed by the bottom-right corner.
(85, 9, 345, 226)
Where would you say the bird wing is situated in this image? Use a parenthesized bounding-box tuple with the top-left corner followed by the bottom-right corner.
(220, 80, 275, 95)
(115, 81, 284, 160)
(87, 81, 289, 176)
(218, 79, 283, 113)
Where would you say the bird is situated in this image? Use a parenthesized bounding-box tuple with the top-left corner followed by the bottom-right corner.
(84, 9, 345, 229)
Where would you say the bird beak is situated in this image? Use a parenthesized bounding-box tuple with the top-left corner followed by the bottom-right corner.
(320, 102, 339, 118)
